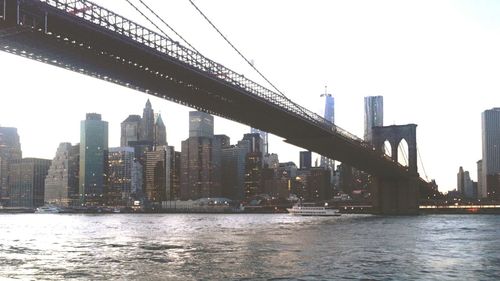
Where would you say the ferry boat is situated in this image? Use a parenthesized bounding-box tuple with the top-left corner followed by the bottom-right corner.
(287, 203, 341, 216)
(35, 205, 64, 213)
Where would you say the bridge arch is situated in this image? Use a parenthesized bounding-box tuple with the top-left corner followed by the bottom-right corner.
(397, 138, 409, 167)
(372, 124, 418, 175)
(383, 140, 392, 158)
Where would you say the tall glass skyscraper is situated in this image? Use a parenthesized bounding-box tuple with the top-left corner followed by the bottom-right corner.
(250, 128, 268, 155)
(189, 111, 214, 138)
(79, 113, 108, 206)
(481, 108, 500, 199)
(364, 96, 384, 143)
(320, 90, 335, 172)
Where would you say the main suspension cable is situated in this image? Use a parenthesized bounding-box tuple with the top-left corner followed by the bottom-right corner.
(188, 0, 287, 99)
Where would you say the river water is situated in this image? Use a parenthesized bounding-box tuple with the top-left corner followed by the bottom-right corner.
(0, 214, 499, 280)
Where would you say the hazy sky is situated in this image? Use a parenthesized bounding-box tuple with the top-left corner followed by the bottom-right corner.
(1, 0, 500, 192)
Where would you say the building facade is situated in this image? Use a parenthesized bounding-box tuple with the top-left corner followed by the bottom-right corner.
(144, 146, 168, 204)
(79, 113, 109, 206)
(141, 99, 155, 143)
(364, 96, 384, 143)
(0, 127, 22, 206)
(481, 108, 500, 199)
(221, 140, 250, 200)
(9, 158, 51, 208)
(300, 151, 312, 169)
(180, 112, 222, 200)
(108, 147, 137, 206)
(44, 143, 80, 206)
(120, 115, 141, 147)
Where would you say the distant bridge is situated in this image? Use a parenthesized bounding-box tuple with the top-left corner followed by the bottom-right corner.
(0, 0, 428, 214)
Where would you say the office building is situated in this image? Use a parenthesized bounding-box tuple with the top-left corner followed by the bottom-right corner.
(44, 143, 80, 206)
(481, 108, 500, 199)
(250, 128, 268, 155)
(477, 160, 485, 198)
(154, 113, 167, 147)
(320, 90, 335, 171)
(9, 158, 51, 208)
(108, 147, 137, 206)
(141, 99, 155, 142)
(300, 151, 312, 169)
(79, 113, 108, 206)
(144, 146, 168, 203)
(0, 126, 22, 206)
(189, 111, 214, 138)
(221, 140, 250, 200)
(120, 115, 141, 147)
(181, 111, 221, 200)
(457, 166, 465, 195)
(364, 96, 384, 143)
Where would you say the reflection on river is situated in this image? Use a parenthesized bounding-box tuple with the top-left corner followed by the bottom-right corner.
(1, 214, 499, 280)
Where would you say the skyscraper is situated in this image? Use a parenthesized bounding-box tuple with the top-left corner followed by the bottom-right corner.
(189, 111, 214, 138)
(221, 140, 250, 200)
(141, 99, 155, 142)
(481, 108, 500, 199)
(477, 160, 485, 198)
(364, 96, 384, 143)
(181, 111, 221, 200)
(300, 151, 312, 169)
(144, 146, 168, 203)
(79, 113, 108, 206)
(457, 166, 465, 194)
(0, 126, 22, 206)
(9, 158, 51, 208)
(154, 113, 167, 147)
(120, 115, 141, 147)
(320, 89, 335, 177)
(250, 128, 268, 155)
(108, 147, 136, 206)
(44, 143, 80, 206)
(242, 133, 264, 199)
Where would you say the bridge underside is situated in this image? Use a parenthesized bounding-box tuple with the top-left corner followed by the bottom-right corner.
(0, 0, 424, 214)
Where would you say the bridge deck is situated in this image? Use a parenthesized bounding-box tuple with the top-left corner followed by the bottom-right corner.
(0, 0, 412, 180)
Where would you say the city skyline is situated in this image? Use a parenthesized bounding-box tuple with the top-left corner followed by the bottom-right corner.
(2, 0, 500, 191)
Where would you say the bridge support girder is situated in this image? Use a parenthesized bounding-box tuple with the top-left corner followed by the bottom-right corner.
(370, 176, 420, 215)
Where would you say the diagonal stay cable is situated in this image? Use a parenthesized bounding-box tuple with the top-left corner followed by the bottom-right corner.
(188, 1, 288, 99)
(123, 0, 174, 41)
(134, 0, 201, 53)
(188, 0, 323, 127)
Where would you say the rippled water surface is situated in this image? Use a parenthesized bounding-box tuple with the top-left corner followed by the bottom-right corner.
(1, 214, 500, 280)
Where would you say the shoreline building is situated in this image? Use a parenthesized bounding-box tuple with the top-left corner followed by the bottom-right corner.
(108, 147, 139, 206)
(44, 143, 80, 206)
(0, 127, 22, 206)
(181, 111, 222, 200)
(79, 113, 108, 206)
(9, 158, 51, 208)
(481, 108, 500, 199)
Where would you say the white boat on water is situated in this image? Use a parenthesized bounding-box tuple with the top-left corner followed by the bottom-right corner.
(287, 203, 341, 216)
(35, 205, 64, 213)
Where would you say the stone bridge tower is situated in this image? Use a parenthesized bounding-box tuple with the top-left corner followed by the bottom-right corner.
(370, 124, 420, 215)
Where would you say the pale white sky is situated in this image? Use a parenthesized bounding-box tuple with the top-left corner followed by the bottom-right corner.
(1, 0, 500, 192)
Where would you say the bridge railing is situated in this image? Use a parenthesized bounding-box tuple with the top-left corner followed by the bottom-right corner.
(36, 0, 372, 148)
